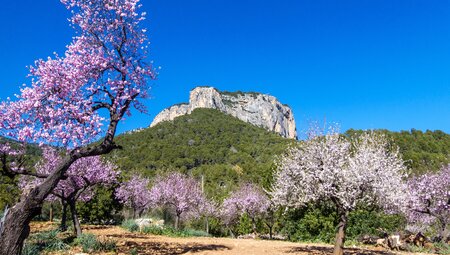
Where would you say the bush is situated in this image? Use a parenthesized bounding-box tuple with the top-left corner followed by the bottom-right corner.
(121, 219, 139, 232)
(142, 225, 164, 235)
(75, 233, 116, 253)
(281, 205, 336, 243)
(346, 210, 406, 240)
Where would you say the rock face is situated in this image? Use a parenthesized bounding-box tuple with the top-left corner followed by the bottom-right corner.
(150, 87, 297, 139)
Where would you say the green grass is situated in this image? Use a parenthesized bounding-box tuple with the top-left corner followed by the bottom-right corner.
(75, 233, 116, 253)
(141, 225, 210, 237)
(121, 219, 139, 232)
(21, 230, 69, 255)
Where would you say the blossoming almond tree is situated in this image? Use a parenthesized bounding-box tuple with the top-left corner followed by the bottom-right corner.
(115, 174, 152, 218)
(405, 164, 450, 241)
(20, 148, 119, 237)
(271, 130, 407, 255)
(150, 172, 205, 229)
(221, 183, 270, 235)
(0, 0, 155, 253)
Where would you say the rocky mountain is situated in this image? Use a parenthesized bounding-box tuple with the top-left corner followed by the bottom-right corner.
(150, 87, 297, 139)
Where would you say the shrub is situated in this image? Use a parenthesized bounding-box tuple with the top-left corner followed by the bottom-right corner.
(75, 233, 116, 253)
(121, 219, 139, 232)
(142, 225, 164, 235)
(346, 210, 406, 240)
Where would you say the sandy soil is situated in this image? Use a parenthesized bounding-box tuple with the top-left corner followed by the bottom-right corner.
(31, 223, 430, 255)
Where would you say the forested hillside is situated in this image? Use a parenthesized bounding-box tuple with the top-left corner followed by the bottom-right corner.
(346, 128, 450, 175)
(109, 108, 293, 199)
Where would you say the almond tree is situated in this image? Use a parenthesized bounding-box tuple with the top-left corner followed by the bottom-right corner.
(0, 0, 155, 253)
(271, 130, 407, 255)
(150, 172, 205, 229)
(20, 148, 119, 236)
(221, 183, 270, 235)
(115, 174, 152, 218)
(405, 164, 450, 241)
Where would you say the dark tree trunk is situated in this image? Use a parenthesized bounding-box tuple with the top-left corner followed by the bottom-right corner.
(175, 213, 180, 230)
(266, 223, 273, 240)
(333, 210, 349, 255)
(49, 203, 53, 222)
(228, 227, 235, 238)
(438, 218, 448, 243)
(60, 201, 68, 232)
(69, 199, 82, 237)
(251, 217, 257, 235)
(0, 156, 75, 255)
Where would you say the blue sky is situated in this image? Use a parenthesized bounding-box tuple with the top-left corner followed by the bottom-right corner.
(1, 0, 449, 136)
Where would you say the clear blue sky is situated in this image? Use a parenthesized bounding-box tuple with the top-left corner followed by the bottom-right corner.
(1, 0, 449, 136)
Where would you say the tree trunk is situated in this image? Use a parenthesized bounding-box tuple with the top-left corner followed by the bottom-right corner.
(0, 156, 75, 255)
(49, 203, 53, 222)
(60, 201, 68, 232)
(69, 199, 82, 237)
(251, 218, 257, 235)
(333, 211, 349, 255)
(205, 217, 209, 234)
(438, 219, 448, 243)
(175, 213, 180, 230)
(268, 224, 273, 240)
(228, 227, 235, 238)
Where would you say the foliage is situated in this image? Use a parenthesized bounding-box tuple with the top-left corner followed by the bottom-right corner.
(77, 185, 124, 224)
(346, 210, 406, 240)
(75, 233, 116, 253)
(281, 205, 406, 243)
(281, 204, 337, 243)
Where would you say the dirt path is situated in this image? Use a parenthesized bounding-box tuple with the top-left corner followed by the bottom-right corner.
(30, 223, 430, 255)
(83, 226, 408, 255)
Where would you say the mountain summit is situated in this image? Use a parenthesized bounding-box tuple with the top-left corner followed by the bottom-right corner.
(150, 87, 297, 139)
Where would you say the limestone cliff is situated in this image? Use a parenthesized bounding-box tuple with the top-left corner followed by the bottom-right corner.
(150, 87, 297, 139)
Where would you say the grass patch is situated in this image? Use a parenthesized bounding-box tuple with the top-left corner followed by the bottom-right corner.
(22, 230, 69, 255)
(121, 219, 139, 232)
(142, 225, 210, 237)
(75, 233, 116, 253)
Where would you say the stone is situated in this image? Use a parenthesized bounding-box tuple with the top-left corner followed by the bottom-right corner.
(150, 87, 297, 139)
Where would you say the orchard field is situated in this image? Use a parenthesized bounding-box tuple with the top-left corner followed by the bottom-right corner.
(27, 222, 433, 255)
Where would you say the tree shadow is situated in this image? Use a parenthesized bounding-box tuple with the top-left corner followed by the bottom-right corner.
(287, 245, 395, 255)
(119, 241, 231, 254)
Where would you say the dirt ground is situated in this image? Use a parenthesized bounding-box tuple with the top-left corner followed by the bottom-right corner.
(31, 222, 430, 255)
